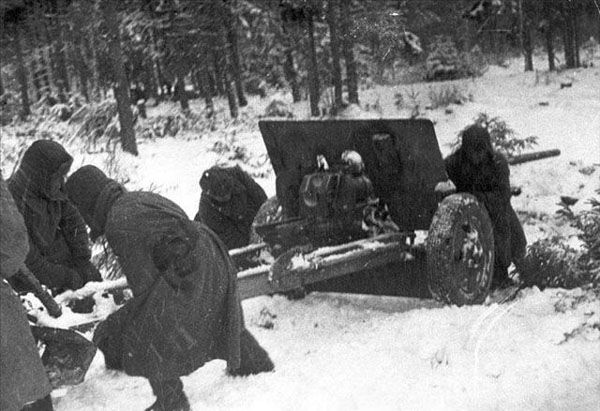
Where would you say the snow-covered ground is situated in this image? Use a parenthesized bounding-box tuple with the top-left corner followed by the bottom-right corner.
(54, 288, 599, 411)
(1, 53, 599, 410)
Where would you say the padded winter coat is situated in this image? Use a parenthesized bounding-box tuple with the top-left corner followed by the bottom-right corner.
(194, 165, 267, 249)
(0, 176, 52, 411)
(8, 140, 97, 290)
(444, 126, 526, 272)
(65, 170, 243, 380)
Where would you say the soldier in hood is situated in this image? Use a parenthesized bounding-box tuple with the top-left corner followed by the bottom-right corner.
(194, 165, 267, 250)
(66, 165, 273, 411)
(444, 125, 527, 287)
(8, 140, 100, 293)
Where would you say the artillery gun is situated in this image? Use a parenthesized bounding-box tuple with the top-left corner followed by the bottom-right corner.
(232, 119, 560, 306)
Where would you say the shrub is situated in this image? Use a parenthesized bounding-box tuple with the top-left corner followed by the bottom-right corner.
(394, 91, 404, 109)
(70, 100, 119, 153)
(521, 191, 600, 289)
(460, 45, 488, 78)
(0, 91, 21, 125)
(263, 99, 293, 118)
(425, 36, 461, 81)
(427, 84, 470, 109)
(425, 37, 488, 81)
(454, 112, 538, 157)
(210, 133, 250, 163)
(138, 111, 204, 139)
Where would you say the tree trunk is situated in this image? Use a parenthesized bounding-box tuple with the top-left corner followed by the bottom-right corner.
(463, 0, 472, 52)
(572, 7, 580, 67)
(32, 6, 53, 96)
(84, 26, 101, 100)
(149, 29, 163, 102)
(28, 59, 42, 102)
(55, 1, 71, 95)
(561, 2, 576, 69)
(306, 13, 320, 117)
(205, 68, 217, 97)
(327, 0, 343, 112)
(200, 66, 214, 117)
(15, 25, 31, 119)
(340, 0, 359, 105)
(543, 4, 556, 71)
(174, 74, 189, 111)
(562, 20, 575, 68)
(225, 79, 238, 118)
(519, 0, 533, 71)
(215, 26, 238, 118)
(100, 0, 137, 156)
(224, 1, 247, 107)
(143, 61, 158, 102)
(545, 26, 556, 71)
(191, 70, 201, 93)
(24, 25, 42, 101)
(523, 25, 534, 71)
(0, 71, 3, 96)
(281, 24, 301, 103)
(211, 48, 226, 96)
(47, 4, 69, 101)
(70, 27, 90, 102)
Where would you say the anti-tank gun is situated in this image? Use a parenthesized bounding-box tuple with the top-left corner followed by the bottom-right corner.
(233, 119, 560, 305)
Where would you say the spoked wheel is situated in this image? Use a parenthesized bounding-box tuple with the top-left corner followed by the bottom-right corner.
(426, 193, 495, 306)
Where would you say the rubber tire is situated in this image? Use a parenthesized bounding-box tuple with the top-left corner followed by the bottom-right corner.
(426, 193, 495, 306)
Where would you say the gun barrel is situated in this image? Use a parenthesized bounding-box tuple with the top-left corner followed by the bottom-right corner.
(508, 149, 561, 165)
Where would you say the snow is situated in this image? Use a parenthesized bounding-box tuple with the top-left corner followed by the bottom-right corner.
(23, 291, 119, 330)
(55, 278, 128, 304)
(2, 51, 600, 410)
(54, 288, 599, 411)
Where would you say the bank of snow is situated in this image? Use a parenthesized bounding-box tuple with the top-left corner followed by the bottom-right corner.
(54, 287, 600, 411)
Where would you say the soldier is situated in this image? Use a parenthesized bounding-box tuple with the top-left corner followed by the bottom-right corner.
(8, 140, 101, 294)
(1, 176, 54, 411)
(66, 166, 273, 411)
(444, 125, 527, 287)
(194, 165, 267, 250)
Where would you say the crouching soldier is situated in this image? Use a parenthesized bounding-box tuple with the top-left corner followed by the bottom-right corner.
(8, 140, 101, 294)
(444, 125, 527, 287)
(66, 166, 274, 411)
(194, 165, 267, 250)
(1, 176, 53, 411)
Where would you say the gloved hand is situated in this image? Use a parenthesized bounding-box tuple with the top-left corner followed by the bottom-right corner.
(152, 236, 195, 278)
(434, 179, 456, 195)
(51, 265, 84, 291)
(75, 260, 102, 283)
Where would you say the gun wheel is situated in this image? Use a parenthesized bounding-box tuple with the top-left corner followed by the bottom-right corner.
(426, 193, 494, 306)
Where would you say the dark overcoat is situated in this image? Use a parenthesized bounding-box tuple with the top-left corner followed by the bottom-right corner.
(0, 177, 52, 411)
(195, 166, 267, 250)
(87, 184, 243, 380)
(444, 127, 527, 273)
(8, 140, 94, 289)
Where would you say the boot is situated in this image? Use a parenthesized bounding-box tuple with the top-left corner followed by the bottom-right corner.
(227, 328, 274, 377)
(491, 263, 511, 289)
(21, 394, 53, 411)
(146, 378, 190, 411)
